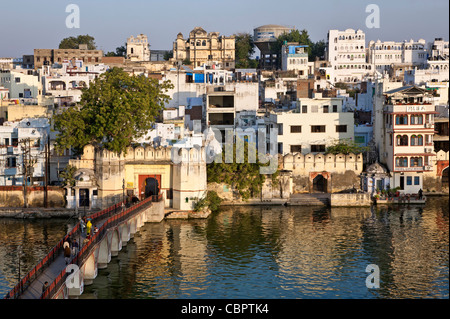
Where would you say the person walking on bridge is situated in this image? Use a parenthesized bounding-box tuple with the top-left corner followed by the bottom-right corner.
(72, 239, 79, 256)
(86, 219, 92, 236)
(64, 241, 71, 265)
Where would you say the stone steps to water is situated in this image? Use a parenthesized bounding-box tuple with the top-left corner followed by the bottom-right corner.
(287, 194, 330, 206)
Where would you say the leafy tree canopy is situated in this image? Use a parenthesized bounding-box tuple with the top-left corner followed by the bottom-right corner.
(207, 141, 277, 200)
(325, 138, 369, 155)
(163, 50, 173, 61)
(105, 44, 126, 57)
(234, 33, 258, 68)
(59, 34, 97, 50)
(53, 67, 174, 155)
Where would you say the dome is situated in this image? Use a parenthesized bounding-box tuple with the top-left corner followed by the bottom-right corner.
(365, 162, 388, 174)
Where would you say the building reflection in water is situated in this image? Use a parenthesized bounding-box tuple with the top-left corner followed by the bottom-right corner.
(0, 198, 448, 299)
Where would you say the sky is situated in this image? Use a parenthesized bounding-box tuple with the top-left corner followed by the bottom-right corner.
(0, 0, 448, 57)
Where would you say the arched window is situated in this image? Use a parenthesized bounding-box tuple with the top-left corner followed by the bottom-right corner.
(202, 40, 206, 46)
(396, 135, 408, 146)
(410, 157, 423, 167)
(396, 114, 408, 125)
(411, 135, 423, 146)
(410, 114, 423, 125)
(396, 157, 408, 167)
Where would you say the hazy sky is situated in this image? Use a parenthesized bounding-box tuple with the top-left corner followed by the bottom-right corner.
(0, 0, 448, 57)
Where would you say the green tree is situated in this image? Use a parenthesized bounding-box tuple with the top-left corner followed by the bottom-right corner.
(59, 164, 77, 186)
(182, 58, 192, 65)
(207, 141, 276, 200)
(163, 50, 173, 61)
(105, 44, 126, 57)
(325, 138, 369, 155)
(53, 67, 173, 155)
(234, 33, 258, 68)
(310, 40, 326, 61)
(59, 34, 97, 50)
(193, 191, 223, 212)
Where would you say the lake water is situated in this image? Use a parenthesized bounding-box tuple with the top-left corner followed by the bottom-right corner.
(0, 197, 448, 299)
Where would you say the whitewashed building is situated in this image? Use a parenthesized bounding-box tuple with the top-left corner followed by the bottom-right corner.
(266, 94, 355, 155)
(325, 29, 371, 84)
(367, 39, 428, 73)
(0, 118, 50, 186)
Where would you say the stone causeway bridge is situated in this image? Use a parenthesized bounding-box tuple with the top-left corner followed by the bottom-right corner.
(4, 194, 164, 299)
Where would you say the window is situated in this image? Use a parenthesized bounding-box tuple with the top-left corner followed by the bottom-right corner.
(290, 145, 302, 153)
(311, 105, 318, 113)
(302, 105, 307, 113)
(333, 105, 338, 112)
(15, 77, 20, 83)
(396, 135, 408, 146)
(311, 145, 325, 152)
(323, 105, 329, 113)
(407, 176, 412, 185)
(311, 125, 326, 133)
(410, 157, 423, 167)
(396, 115, 408, 125)
(278, 124, 283, 135)
(395, 157, 408, 167)
(6, 157, 16, 168)
(355, 136, 365, 144)
(336, 125, 347, 133)
(414, 176, 420, 185)
(290, 126, 302, 133)
(410, 114, 423, 125)
(410, 135, 423, 146)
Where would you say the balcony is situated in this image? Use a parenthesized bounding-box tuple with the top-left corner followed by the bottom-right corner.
(395, 166, 432, 172)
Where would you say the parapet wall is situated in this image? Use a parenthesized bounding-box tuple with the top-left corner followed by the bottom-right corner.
(281, 152, 364, 175)
(76, 144, 208, 164)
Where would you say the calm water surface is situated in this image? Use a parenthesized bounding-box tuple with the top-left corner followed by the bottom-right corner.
(0, 197, 448, 299)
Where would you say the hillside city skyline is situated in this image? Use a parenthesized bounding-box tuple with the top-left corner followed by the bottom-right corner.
(0, 0, 448, 57)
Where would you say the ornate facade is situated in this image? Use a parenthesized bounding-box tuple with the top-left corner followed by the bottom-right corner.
(173, 27, 235, 69)
(65, 144, 207, 211)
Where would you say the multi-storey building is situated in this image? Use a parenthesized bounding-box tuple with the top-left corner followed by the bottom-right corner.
(34, 46, 103, 69)
(126, 34, 150, 62)
(429, 38, 449, 59)
(206, 82, 259, 142)
(0, 118, 50, 186)
(253, 24, 294, 70)
(367, 39, 428, 73)
(173, 27, 235, 69)
(281, 43, 309, 77)
(373, 84, 437, 193)
(325, 29, 371, 84)
(0, 69, 41, 99)
(265, 94, 355, 155)
(40, 60, 108, 105)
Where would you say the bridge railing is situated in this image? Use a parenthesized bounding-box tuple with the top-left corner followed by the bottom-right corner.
(3, 223, 81, 299)
(40, 194, 160, 299)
